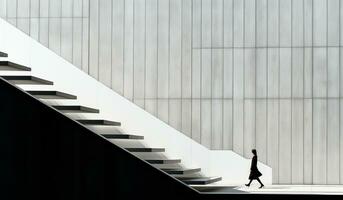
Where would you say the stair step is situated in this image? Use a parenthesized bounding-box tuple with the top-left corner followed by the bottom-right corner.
(177, 177, 222, 185)
(0, 61, 30, 71)
(101, 134, 144, 140)
(27, 90, 77, 99)
(146, 159, 181, 164)
(1, 75, 53, 85)
(77, 119, 121, 126)
(126, 148, 165, 152)
(0, 52, 8, 57)
(161, 168, 201, 175)
(52, 105, 99, 113)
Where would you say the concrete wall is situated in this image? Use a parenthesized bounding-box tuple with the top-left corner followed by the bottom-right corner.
(0, 17, 273, 185)
(1, 0, 343, 185)
(0, 0, 89, 71)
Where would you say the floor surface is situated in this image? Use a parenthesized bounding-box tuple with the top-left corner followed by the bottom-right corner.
(193, 184, 343, 195)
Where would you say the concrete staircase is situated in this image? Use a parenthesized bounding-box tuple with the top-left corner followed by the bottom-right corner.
(0, 53, 222, 187)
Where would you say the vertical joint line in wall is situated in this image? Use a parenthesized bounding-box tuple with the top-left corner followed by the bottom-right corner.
(156, 0, 159, 117)
(254, 0, 257, 151)
(110, 0, 113, 88)
(168, 0, 170, 124)
(232, 0, 235, 150)
(276, 0, 281, 183)
(48, 0, 50, 48)
(180, 0, 183, 133)
(311, 0, 314, 185)
(339, 0, 342, 184)
(222, 0, 225, 149)
(87, 0, 91, 74)
(38, 0, 41, 40)
(83, 0, 87, 70)
(241, 0, 246, 157)
(200, 0, 202, 144)
(144, 0, 147, 108)
(59, 0, 62, 55)
(97, 0, 100, 80)
(210, 0, 213, 149)
(81, 0, 84, 69)
(210, 0, 212, 148)
(301, 0, 304, 184)
(278, 0, 281, 183)
(273, 0, 280, 182)
(242, 0, 246, 156)
(190, 0, 193, 139)
(133, 0, 135, 101)
(123, 0, 126, 96)
(72, 0, 75, 67)
(277, 0, 281, 183)
(325, 1, 329, 184)
(16, 0, 17, 20)
(29, 0, 31, 37)
(302, 0, 305, 184)
(266, 0, 269, 169)
(5, 0, 7, 20)
(290, 0, 293, 183)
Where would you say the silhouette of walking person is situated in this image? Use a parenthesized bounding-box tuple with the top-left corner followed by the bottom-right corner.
(245, 149, 264, 189)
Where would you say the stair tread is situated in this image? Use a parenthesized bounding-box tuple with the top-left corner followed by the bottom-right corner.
(77, 119, 121, 126)
(101, 134, 144, 140)
(146, 159, 181, 164)
(1, 75, 53, 85)
(161, 168, 201, 175)
(52, 105, 99, 113)
(0, 61, 30, 71)
(125, 148, 165, 152)
(0, 52, 8, 57)
(27, 90, 77, 99)
(177, 176, 222, 185)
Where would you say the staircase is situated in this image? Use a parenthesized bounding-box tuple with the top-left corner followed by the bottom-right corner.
(0, 52, 222, 187)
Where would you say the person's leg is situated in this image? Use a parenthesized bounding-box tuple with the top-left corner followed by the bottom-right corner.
(245, 179, 253, 186)
(256, 178, 264, 188)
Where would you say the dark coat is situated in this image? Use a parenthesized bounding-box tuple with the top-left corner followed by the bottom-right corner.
(249, 155, 262, 180)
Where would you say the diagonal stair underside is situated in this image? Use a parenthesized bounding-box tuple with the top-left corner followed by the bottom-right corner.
(0, 56, 224, 199)
(0, 75, 201, 199)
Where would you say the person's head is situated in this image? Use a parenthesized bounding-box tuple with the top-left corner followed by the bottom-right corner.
(252, 149, 257, 156)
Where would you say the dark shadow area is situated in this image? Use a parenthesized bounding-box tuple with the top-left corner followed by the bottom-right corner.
(0, 78, 197, 199)
(0, 77, 339, 200)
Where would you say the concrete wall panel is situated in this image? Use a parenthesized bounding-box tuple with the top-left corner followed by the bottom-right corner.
(212, 99, 223, 149)
(233, 0, 244, 47)
(267, 0, 279, 46)
(244, 0, 255, 47)
(292, 48, 304, 98)
(313, 99, 327, 184)
(313, 0, 327, 46)
(145, 0, 158, 98)
(327, 99, 340, 184)
(292, 100, 304, 183)
(279, 0, 291, 46)
(292, 0, 304, 46)
(279, 99, 292, 184)
(223, 99, 233, 150)
(279, 48, 291, 98)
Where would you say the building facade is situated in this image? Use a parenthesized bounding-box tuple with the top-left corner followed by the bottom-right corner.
(1, 0, 343, 184)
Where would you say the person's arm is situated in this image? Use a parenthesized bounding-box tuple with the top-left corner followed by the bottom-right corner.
(251, 156, 257, 170)
(250, 157, 254, 170)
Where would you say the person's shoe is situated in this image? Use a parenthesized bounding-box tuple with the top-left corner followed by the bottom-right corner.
(259, 185, 264, 189)
(245, 184, 250, 187)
